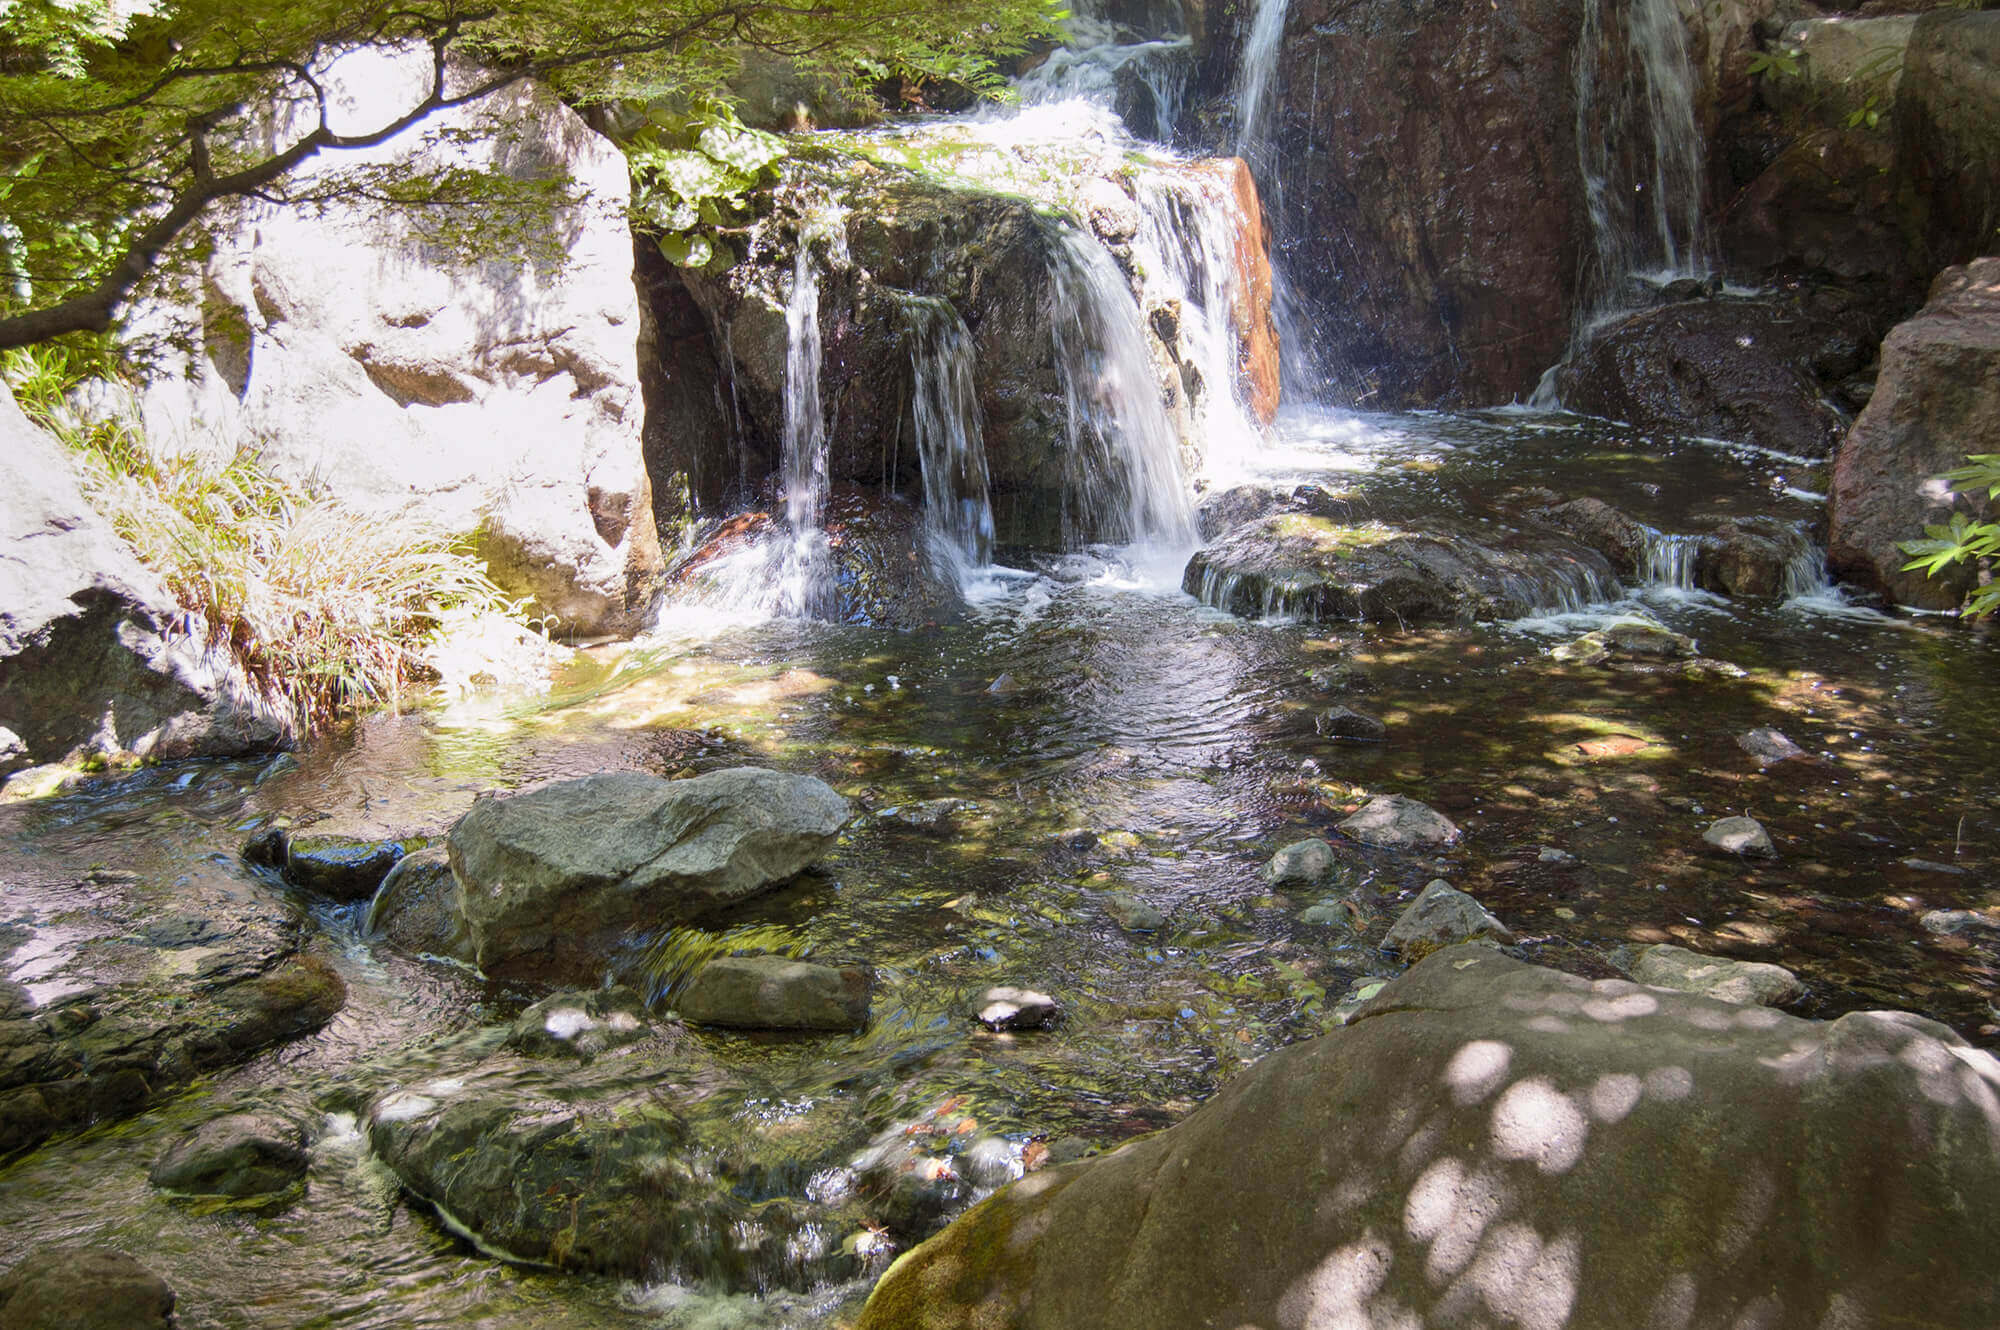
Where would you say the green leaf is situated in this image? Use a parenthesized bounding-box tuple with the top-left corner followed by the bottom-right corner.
(695, 123, 788, 178)
(656, 231, 713, 268)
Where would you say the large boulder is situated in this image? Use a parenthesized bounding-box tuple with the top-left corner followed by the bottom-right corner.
(0, 393, 285, 771)
(447, 768, 850, 979)
(0, 1248, 174, 1330)
(1265, 0, 1585, 405)
(859, 946, 2000, 1329)
(126, 45, 662, 637)
(1553, 298, 1851, 458)
(1827, 258, 2000, 609)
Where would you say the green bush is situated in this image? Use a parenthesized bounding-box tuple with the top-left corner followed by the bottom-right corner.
(1900, 453, 2000, 618)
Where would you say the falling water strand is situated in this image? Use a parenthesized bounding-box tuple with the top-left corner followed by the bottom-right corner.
(1046, 221, 1198, 554)
(1233, 0, 1290, 167)
(1014, 14, 1193, 141)
(1575, 0, 1709, 313)
(776, 241, 834, 617)
(902, 295, 997, 577)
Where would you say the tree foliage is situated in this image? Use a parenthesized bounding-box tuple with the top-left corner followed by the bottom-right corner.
(0, 0, 1061, 349)
(1901, 454, 2000, 618)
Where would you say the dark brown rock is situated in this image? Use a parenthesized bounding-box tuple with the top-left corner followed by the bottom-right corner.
(149, 1110, 308, 1198)
(0, 1248, 174, 1330)
(1828, 258, 2000, 609)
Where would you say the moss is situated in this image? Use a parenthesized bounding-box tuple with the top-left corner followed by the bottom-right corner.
(856, 1173, 1076, 1329)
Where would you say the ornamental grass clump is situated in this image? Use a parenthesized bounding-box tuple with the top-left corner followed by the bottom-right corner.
(6, 346, 517, 735)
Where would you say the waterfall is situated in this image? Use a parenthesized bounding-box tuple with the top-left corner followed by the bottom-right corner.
(1233, 0, 1290, 167)
(901, 295, 997, 576)
(1046, 221, 1198, 554)
(1015, 17, 1193, 142)
(775, 239, 836, 617)
(1575, 0, 1710, 314)
(1129, 166, 1270, 479)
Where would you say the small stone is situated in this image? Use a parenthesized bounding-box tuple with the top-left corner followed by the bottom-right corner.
(1631, 944, 1804, 1007)
(1296, 903, 1349, 927)
(1537, 846, 1577, 864)
(149, 1111, 307, 1198)
(1549, 633, 1611, 666)
(1901, 859, 1969, 877)
(1381, 881, 1514, 956)
(976, 986, 1061, 1031)
(1738, 727, 1805, 765)
(678, 956, 871, 1031)
(1920, 909, 2000, 940)
(506, 987, 650, 1060)
(1339, 795, 1461, 850)
(878, 798, 973, 832)
(283, 835, 412, 902)
(1704, 816, 1776, 858)
(1264, 838, 1338, 887)
(1102, 893, 1166, 932)
(0, 726, 26, 777)
(1331, 975, 1394, 1026)
(0, 1248, 174, 1330)
(1603, 620, 1697, 658)
(1316, 706, 1387, 741)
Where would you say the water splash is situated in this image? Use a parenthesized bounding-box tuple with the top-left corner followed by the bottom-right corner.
(1233, 0, 1290, 167)
(1046, 221, 1198, 556)
(1016, 15, 1193, 141)
(900, 294, 997, 579)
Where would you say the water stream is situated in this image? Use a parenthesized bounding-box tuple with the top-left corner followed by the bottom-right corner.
(900, 295, 996, 577)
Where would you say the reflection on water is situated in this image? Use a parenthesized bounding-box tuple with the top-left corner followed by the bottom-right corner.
(0, 407, 1994, 1327)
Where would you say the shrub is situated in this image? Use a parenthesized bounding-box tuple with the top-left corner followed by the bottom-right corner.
(1900, 453, 2000, 619)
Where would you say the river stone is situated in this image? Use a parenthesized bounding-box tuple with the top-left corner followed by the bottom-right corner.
(506, 987, 651, 1059)
(1262, 838, 1338, 888)
(447, 768, 850, 979)
(148, 1109, 308, 1198)
(857, 946, 2000, 1330)
(1380, 880, 1514, 957)
(1704, 815, 1777, 858)
(1630, 943, 1805, 1008)
(1338, 794, 1460, 851)
(1101, 893, 1166, 933)
(1527, 497, 1653, 576)
(0, 391, 286, 771)
(1315, 706, 1386, 741)
(0, 1247, 174, 1330)
(1829, 258, 2000, 610)
(365, 846, 469, 960)
(677, 957, 871, 1031)
(282, 835, 410, 902)
(1920, 909, 2000, 941)
(1738, 727, 1805, 765)
(877, 798, 974, 832)
(975, 987, 1060, 1032)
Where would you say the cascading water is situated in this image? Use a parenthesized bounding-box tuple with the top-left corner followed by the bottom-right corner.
(900, 295, 997, 577)
(1015, 14, 1193, 143)
(1046, 221, 1199, 556)
(773, 240, 835, 618)
(1574, 0, 1710, 315)
(1232, 0, 1290, 168)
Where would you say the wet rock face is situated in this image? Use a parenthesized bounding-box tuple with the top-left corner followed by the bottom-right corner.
(0, 393, 286, 771)
(677, 956, 872, 1031)
(1828, 258, 2000, 610)
(858, 947, 2000, 1330)
(447, 768, 850, 981)
(1554, 298, 1852, 459)
(0, 1247, 175, 1330)
(1268, 0, 1585, 405)
(149, 1110, 308, 1198)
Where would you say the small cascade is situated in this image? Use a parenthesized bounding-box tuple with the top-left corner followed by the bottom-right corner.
(1129, 165, 1273, 479)
(773, 241, 835, 618)
(1232, 0, 1290, 169)
(1015, 15, 1193, 141)
(1574, 0, 1710, 315)
(1639, 530, 1705, 591)
(1046, 221, 1199, 554)
(900, 295, 997, 576)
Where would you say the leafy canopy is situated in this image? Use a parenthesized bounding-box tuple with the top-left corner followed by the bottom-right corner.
(0, 0, 1061, 349)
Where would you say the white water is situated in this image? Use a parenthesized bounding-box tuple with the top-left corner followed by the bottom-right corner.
(901, 295, 997, 578)
(774, 242, 834, 618)
(1015, 16, 1192, 143)
(1233, 0, 1290, 166)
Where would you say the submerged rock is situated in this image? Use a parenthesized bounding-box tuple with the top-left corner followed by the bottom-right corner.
(1100, 893, 1166, 933)
(857, 947, 2000, 1330)
(1738, 727, 1806, 765)
(1379, 880, 1513, 957)
(1704, 815, 1777, 858)
(1630, 944, 1804, 1008)
(149, 1110, 308, 1198)
(243, 827, 413, 903)
(1337, 795, 1460, 851)
(974, 987, 1061, 1032)
(447, 768, 849, 980)
(677, 956, 872, 1032)
(877, 797, 975, 832)
(1920, 909, 2000, 941)
(1261, 838, 1339, 888)
(0, 1247, 174, 1330)
(1315, 706, 1386, 741)
(506, 988, 651, 1060)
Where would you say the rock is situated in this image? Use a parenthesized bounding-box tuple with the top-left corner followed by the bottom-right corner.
(0, 1247, 174, 1330)
(1328, 974, 1392, 1025)
(974, 987, 1061, 1032)
(365, 845, 470, 960)
(858, 947, 2000, 1330)
(1101, 893, 1166, 933)
(1337, 795, 1461, 851)
(447, 768, 850, 980)
(1828, 259, 2000, 609)
(1553, 299, 1849, 459)
(506, 987, 651, 1059)
(1693, 518, 1820, 598)
(124, 45, 662, 636)
(1920, 909, 2000, 940)
(1630, 943, 1804, 1007)
(1527, 497, 1654, 576)
(0, 391, 286, 771)
(1296, 901, 1364, 930)
(1262, 838, 1338, 888)
(1265, 0, 1582, 405)
(1704, 815, 1777, 858)
(1738, 727, 1806, 765)
(677, 956, 871, 1032)
(1315, 706, 1385, 741)
(1379, 880, 1513, 956)
(1185, 514, 1617, 626)
(148, 1110, 308, 1198)
(1601, 619, 1696, 658)
(277, 833, 411, 903)
(877, 797, 975, 832)
(1537, 846, 1577, 864)
(0, 728, 25, 780)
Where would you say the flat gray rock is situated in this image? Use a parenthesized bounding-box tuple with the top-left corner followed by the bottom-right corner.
(1380, 879, 1513, 956)
(1631, 943, 1804, 1007)
(1338, 794, 1461, 850)
(1262, 838, 1338, 887)
(678, 956, 871, 1031)
(1737, 727, 1805, 765)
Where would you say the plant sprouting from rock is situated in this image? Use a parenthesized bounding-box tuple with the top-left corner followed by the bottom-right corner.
(1900, 454, 2000, 618)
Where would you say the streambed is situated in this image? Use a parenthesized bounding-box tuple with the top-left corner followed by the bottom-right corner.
(1, 406, 1995, 1329)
